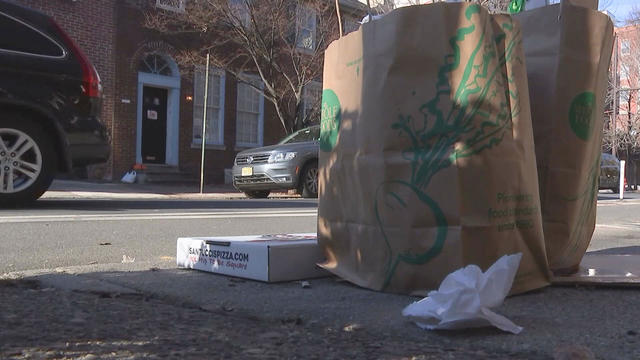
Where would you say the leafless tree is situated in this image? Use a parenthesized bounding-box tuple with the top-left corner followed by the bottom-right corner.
(145, 0, 343, 134)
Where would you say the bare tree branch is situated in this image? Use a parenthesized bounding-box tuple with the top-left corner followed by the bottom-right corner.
(144, 0, 341, 134)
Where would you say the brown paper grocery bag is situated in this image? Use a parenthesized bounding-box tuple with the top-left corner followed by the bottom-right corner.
(516, 1, 614, 274)
(318, 3, 550, 295)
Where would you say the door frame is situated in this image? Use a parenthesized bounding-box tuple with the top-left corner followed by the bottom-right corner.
(136, 72, 180, 166)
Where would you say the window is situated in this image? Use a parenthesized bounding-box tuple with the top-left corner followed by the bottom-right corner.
(156, 0, 186, 12)
(193, 67, 226, 146)
(619, 90, 630, 115)
(138, 53, 174, 76)
(302, 81, 322, 122)
(620, 64, 629, 80)
(236, 75, 264, 147)
(296, 6, 316, 50)
(279, 125, 320, 144)
(229, 0, 250, 27)
(0, 12, 65, 58)
(621, 39, 630, 56)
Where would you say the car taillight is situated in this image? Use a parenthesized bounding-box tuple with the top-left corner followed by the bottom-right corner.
(50, 19, 101, 98)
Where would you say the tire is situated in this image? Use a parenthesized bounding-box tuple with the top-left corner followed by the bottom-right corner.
(0, 116, 57, 206)
(244, 190, 270, 199)
(299, 161, 318, 198)
(611, 187, 619, 194)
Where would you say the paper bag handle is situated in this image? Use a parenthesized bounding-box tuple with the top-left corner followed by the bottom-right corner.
(335, 0, 343, 37)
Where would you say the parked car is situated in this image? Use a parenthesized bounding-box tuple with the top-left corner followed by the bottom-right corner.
(599, 152, 620, 193)
(232, 125, 319, 198)
(0, 1, 109, 205)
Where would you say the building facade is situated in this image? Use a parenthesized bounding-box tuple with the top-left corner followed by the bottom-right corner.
(610, 24, 640, 188)
(10, 0, 363, 184)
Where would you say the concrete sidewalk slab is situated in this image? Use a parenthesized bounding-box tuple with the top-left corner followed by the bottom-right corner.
(6, 261, 640, 359)
(42, 179, 301, 200)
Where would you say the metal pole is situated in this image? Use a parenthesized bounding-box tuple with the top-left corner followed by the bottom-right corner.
(199, 53, 210, 194)
(613, 34, 618, 157)
(620, 160, 626, 199)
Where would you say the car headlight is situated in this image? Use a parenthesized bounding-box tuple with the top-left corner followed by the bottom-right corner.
(269, 152, 297, 163)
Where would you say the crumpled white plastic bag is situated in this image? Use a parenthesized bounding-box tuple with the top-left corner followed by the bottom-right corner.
(120, 170, 136, 184)
(402, 253, 523, 334)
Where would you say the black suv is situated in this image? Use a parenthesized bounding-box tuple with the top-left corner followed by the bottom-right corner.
(0, 1, 109, 204)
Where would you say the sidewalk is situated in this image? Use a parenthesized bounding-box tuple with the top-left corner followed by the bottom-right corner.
(2, 180, 640, 359)
(42, 179, 301, 200)
(2, 259, 640, 359)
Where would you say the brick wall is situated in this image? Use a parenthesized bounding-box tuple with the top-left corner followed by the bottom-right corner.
(116, 2, 288, 184)
(11, 0, 117, 179)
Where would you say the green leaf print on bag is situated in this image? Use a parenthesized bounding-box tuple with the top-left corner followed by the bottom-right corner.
(374, 5, 522, 290)
(569, 92, 596, 141)
(320, 89, 341, 152)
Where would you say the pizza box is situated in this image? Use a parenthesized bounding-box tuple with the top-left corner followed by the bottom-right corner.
(176, 233, 328, 282)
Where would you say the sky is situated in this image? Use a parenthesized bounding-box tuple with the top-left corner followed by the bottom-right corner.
(604, 0, 638, 24)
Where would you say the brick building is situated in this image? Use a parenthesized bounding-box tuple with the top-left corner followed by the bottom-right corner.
(9, 0, 363, 184)
(610, 23, 640, 188)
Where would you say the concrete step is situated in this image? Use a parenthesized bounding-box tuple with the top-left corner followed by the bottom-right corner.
(136, 165, 196, 184)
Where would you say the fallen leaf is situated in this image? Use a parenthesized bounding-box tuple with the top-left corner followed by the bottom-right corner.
(343, 323, 363, 332)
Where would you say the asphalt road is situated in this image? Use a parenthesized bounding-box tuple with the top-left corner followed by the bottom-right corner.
(0, 197, 318, 273)
(0, 187, 638, 274)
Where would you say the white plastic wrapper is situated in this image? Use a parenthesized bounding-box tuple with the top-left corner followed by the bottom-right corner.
(402, 253, 523, 334)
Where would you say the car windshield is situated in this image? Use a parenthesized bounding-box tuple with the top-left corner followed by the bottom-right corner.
(601, 154, 619, 166)
(278, 126, 320, 144)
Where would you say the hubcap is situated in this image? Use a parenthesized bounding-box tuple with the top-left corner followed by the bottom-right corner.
(305, 167, 318, 194)
(0, 128, 42, 194)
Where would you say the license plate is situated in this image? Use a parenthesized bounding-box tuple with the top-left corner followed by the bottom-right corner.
(241, 167, 253, 176)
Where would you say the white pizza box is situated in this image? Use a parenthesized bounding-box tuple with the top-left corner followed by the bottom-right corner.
(176, 233, 328, 282)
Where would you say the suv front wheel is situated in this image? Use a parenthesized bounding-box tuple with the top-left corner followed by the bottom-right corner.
(0, 116, 57, 205)
(299, 161, 318, 198)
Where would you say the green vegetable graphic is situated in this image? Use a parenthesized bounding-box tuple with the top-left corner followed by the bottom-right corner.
(374, 6, 522, 290)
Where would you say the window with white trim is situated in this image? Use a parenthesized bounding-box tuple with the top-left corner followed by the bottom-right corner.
(236, 75, 264, 147)
(156, 0, 186, 12)
(619, 90, 630, 115)
(621, 39, 631, 56)
(621, 64, 629, 80)
(296, 6, 316, 50)
(193, 67, 226, 146)
(302, 81, 322, 122)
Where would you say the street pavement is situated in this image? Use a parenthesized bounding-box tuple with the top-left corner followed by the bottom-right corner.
(2, 180, 640, 359)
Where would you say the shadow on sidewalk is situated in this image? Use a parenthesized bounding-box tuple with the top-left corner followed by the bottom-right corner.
(3, 263, 640, 359)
